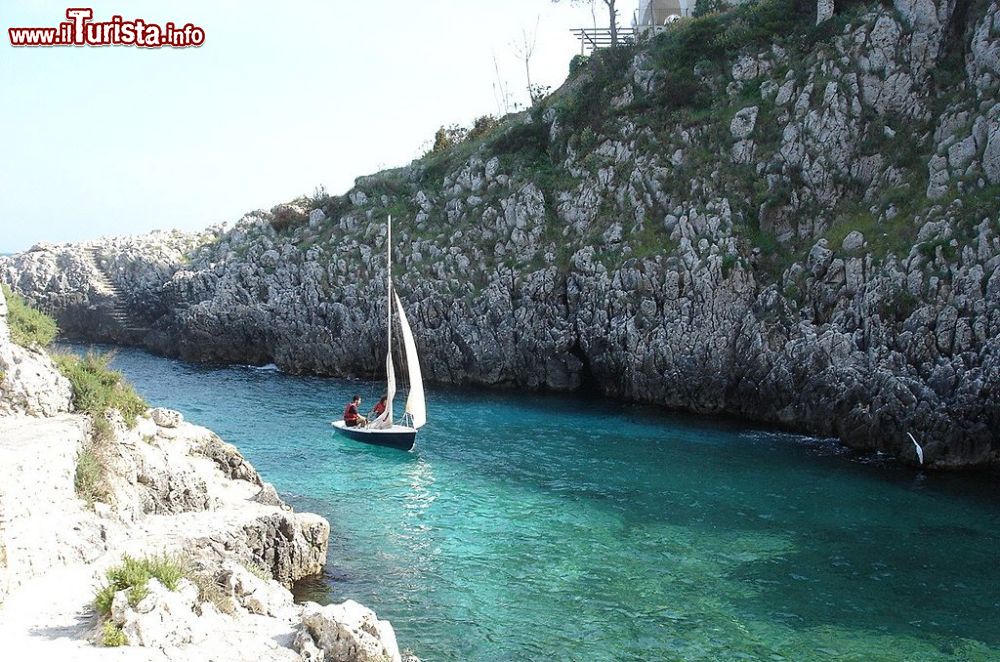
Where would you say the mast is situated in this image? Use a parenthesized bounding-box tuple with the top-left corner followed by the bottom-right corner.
(385, 215, 394, 426)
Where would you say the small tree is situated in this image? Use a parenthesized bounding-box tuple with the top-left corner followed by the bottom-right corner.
(553, 0, 620, 47)
(512, 17, 542, 105)
(693, 0, 725, 17)
(431, 125, 469, 154)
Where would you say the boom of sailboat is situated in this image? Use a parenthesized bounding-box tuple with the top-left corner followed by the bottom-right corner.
(332, 215, 426, 451)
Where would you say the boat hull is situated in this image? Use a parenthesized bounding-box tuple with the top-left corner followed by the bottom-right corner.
(332, 420, 416, 451)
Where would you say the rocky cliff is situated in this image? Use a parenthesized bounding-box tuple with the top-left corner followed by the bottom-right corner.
(0, 286, 412, 661)
(3, 0, 999, 470)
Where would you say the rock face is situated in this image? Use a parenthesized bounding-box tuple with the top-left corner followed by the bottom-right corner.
(111, 578, 207, 649)
(0, 286, 72, 417)
(294, 601, 402, 662)
(0, 301, 408, 659)
(2, 0, 999, 470)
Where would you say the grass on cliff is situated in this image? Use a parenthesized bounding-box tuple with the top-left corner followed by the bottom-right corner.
(94, 554, 186, 646)
(74, 444, 111, 506)
(94, 553, 235, 627)
(101, 621, 128, 647)
(95, 554, 186, 617)
(51, 351, 147, 506)
(1, 283, 57, 348)
(53, 352, 147, 427)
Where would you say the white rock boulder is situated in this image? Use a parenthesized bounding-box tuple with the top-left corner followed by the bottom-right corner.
(150, 407, 184, 428)
(0, 286, 72, 417)
(294, 600, 402, 662)
(111, 578, 212, 648)
(220, 561, 294, 617)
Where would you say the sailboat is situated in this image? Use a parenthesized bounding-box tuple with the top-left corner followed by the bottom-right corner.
(332, 215, 427, 451)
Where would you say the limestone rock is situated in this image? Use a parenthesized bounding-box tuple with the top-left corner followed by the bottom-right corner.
(220, 560, 295, 617)
(309, 209, 326, 229)
(294, 600, 402, 662)
(842, 231, 866, 252)
(984, 120, 1000, 184)
(817, 0, 834, 24)
(0, 286, 72, 417)
(150, 407, 184, 428)
(112, 578, 207, 648)
(3, 1, 999, 471)
(730, 106, 759, 140)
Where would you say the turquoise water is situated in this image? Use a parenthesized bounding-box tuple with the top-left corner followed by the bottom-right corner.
(90, 346, 999, 660)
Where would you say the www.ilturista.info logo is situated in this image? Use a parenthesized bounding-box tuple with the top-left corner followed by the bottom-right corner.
(8, 8, 205, 48)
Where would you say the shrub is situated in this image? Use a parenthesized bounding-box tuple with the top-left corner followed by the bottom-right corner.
(694, 0, 726, 16)
(95, 554, 187, 617)
(245, 561, 272, 582)
(74, 446, 110, 506)
(53, 351, 146, 427)
(432, 125, 468, 154)
(569, 54, 590, 77)
(95, 554, 237, 620)
(1, 283, 58, 348)
(721, 253, 739, 278)
(101, 621, 127, 647)
(269, 204, 308, 232)
(557, 45, 636, 133)
(187, 569, 235, 615)
(47, 329, 145, 511)
(467, 115, 501, 141)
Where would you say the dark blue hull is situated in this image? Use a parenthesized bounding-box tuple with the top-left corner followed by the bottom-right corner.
(332, 421, 416, 451)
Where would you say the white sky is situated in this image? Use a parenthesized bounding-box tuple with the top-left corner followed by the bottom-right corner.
(0, 0, 615, 252)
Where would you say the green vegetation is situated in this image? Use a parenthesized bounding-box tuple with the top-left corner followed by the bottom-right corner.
(264, 0, 974, 297)
(187, 567, 235, 615)
(568, 54, 589, 77)
(629, 221, 679, 262)
(101, 621, 127, 647)
(1, 283, 57, 348)
(956, 183, 1000, 230)
(53, 352, 146, 427)
(94, 553, 234, 622)
(51, 350, 146, 506)
(556, 45, 636, 133)
(95, 554, 186, 617)
(245, 561, 272, 582)
(74, 446, 110, 506)
(269, 203, 309, 232)
(432, 116, 503, 155)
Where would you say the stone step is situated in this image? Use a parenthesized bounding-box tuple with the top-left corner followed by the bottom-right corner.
(84, 248, 149, 333)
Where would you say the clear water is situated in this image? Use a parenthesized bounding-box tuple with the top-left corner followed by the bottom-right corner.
(84, 345, 999, 660)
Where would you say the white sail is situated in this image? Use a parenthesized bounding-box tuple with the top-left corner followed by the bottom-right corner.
(372, 215, 395, 430)
(394, 292, 426, 429)
(372, 350, 395, 428)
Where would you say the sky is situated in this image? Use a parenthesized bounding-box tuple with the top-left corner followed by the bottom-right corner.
(0, 0, 609, 252)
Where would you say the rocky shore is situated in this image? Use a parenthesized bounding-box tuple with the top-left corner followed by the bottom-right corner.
(2, 0, 999, 470)
(0, 288, 412, 660)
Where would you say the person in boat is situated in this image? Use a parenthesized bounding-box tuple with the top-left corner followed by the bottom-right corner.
(343, 395, 367, 428)
(371, 395, 388, 421)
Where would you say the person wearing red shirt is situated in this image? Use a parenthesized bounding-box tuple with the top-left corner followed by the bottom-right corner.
(343, 395, 367, 428)
(371, 395, 388, 421)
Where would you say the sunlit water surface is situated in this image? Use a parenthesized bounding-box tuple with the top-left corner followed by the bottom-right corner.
(81, 345, 999, 661)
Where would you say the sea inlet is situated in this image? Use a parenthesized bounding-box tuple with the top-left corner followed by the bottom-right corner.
(86, 345, 999, 661)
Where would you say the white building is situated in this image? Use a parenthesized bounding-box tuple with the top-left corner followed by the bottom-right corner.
(573, 0, 698, 52)
(636, 0, 695, 28)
